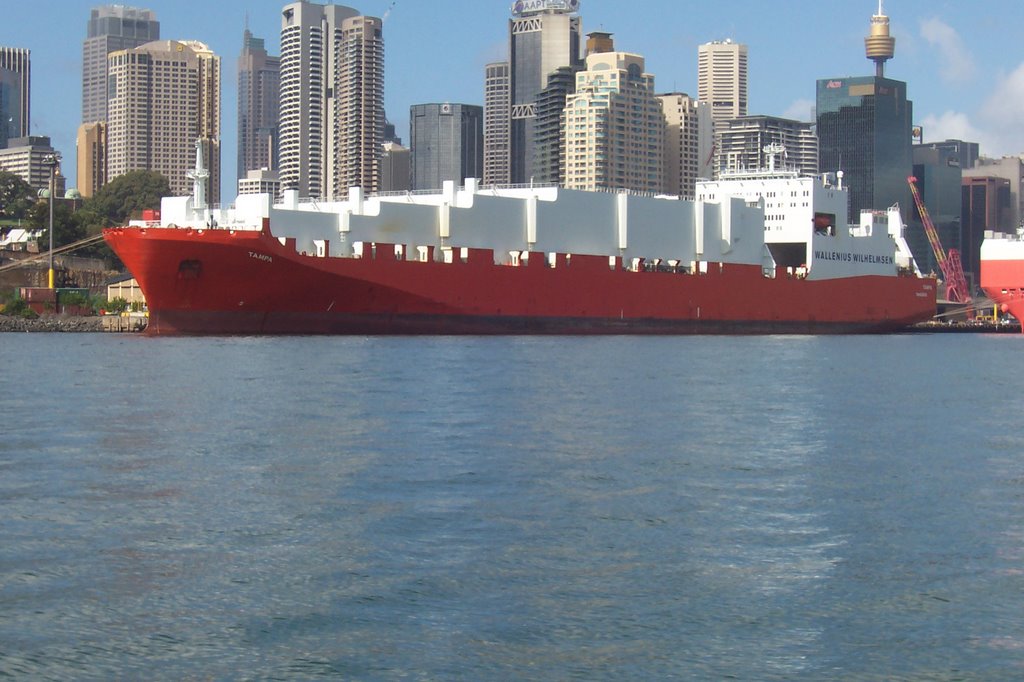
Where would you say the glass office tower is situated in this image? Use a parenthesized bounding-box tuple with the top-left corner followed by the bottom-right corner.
(508, 2, 582, 184)
(409, 103, 483, 190)
(816, 75, 913, 222)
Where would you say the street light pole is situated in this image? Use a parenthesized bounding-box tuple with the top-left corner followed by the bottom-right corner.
(48, 161, 54, 289)
(43, 152, 61, 289)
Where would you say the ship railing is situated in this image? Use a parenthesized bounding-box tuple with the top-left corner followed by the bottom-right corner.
(371, 188, 453, 198)
(479, 182, 559, 192)
(302, 182, 662, 200)
(716, 168, 802, 181)
(286, 183, 672, 204)
(370, 183, 561, 197)
(131, 219, 262, 231)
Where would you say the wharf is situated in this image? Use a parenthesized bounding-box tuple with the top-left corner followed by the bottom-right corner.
(909, 320, 1020, 334)
(101, 314, 148, 333)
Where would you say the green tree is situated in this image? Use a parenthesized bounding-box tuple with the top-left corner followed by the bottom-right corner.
(0, 170, 35, 220)
(87, 170, 171, 226)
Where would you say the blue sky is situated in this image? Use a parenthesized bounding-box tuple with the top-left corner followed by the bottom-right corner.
(3, 0, 1023, 194)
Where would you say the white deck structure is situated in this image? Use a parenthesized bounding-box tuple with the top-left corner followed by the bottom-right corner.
(148, 147, 914, 283)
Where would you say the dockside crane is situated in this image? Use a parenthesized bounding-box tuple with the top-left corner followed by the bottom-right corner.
(907, 175, 972, 306)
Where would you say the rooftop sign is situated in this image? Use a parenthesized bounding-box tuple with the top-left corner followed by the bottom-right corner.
(511, 0, 580, 17)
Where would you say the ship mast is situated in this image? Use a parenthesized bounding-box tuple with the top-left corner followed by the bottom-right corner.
(186, 138, 209, 211)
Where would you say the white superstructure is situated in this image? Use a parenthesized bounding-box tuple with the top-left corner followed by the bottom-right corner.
(696, 150, 918, 278)
(981, 229, 1024, 262)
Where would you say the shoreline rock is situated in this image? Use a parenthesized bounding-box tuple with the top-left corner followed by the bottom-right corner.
(0, 315, 107, 333)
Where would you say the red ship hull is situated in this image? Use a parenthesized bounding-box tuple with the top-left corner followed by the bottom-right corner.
(980, 257, 1024, 332)
(104, 225, 936, 335)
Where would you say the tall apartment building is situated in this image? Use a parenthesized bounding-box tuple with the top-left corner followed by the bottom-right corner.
(409, 103, 483, 190)
(658, 93, 713, 199)
(237, 29, 280, 183)
(533, 65, 580, 186)
(563, 51, 664, 193)
(82, 5, 160, 124)
(0, 47, 30, 149)
(697, 40, 747, 125)
(529, 31, 610, 187)
(279, 3, 383, 199)
(715, 115, 818, 177)
(106, 40, 221, 202)
(483, 61, 510, 185)
(506, 1, 582, 184)
(76, 121, 107, 198)
(335, 15, 384, 195)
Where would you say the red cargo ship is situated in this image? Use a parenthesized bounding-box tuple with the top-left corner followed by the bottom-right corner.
(980, 230, 1024, 332)
(104, 151, 936, 335)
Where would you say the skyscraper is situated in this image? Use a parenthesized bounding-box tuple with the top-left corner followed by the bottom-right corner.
(529, 30, 611, 187)
(910, 144, 964, 278)
(816, 5, 912, 221)
(659, 92, 709, 199)
(962, 176, 1012, 281)
(279, 3, 357, 198)
(409, 103, 483, 190)
(532, 65, 579, 186)
(0, 47, 30, 149)
(335, 15, 384, 195)
(507, 0, 582, 184)
(237, 29, 280, 183)
(106, 40, 221, 202)
(697, 40, 748, 125)
(483, 61, 510, 185)
(563, 51, 664, 193)
(76, 121, 107, 198)
(82, 5, 160, 124)
(279, 3, 383, 199)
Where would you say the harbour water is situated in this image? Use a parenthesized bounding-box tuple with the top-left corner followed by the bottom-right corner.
(1, 333, 1023, 679)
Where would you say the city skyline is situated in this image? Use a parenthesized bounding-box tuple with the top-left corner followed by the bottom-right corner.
(2, 0, 1023, 195)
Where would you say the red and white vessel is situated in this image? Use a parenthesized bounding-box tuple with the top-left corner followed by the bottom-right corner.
(980, 228, 1024, 332)
(103, 145, 935, 335)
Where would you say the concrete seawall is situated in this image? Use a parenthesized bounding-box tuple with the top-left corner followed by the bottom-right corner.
(0, 316, 109, 333)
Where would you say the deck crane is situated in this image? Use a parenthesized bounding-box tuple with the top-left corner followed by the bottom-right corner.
(907, 175, 972, 306)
